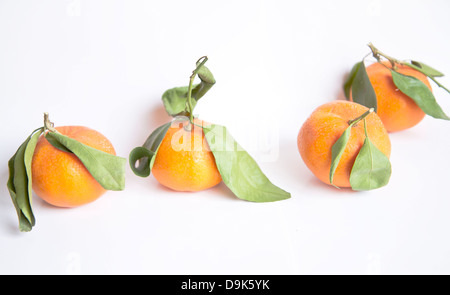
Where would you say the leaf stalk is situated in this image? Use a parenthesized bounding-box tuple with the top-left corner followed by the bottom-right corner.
(187, 56, 209, 125)
(348, 108, 374, 126)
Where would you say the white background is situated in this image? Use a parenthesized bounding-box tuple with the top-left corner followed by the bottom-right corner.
(1, 0, 450, 275)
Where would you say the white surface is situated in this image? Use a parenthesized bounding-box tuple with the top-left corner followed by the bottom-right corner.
(1, 0, 450, 275)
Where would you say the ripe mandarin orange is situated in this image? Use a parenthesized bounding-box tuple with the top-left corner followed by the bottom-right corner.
(32, 126, 116, 208)
(354, 61, 432, 132)
(152, 118, 222, 192)
(298, 101, 391, 188)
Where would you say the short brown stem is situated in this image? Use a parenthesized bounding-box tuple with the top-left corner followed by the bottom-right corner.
(43, 113, 58, 133)
(368, 43, 403, 70)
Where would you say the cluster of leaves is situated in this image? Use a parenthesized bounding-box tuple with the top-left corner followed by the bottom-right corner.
(130, 57, 291, 202)
(344, 43, 450, 120)
(7, 117, 126, 232)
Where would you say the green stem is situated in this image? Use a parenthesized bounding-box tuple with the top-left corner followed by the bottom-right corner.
(348, 108, 374, 126)
(429, 76, 450, 93)
(186, 56, 209, 124)
(187, 77, 196, 124)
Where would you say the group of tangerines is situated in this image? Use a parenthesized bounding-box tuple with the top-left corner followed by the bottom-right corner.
(7, 44, 449, 231)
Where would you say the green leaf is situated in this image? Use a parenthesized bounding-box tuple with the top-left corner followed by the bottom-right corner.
(351, 61, 378, 112)
(410, 61, 444, 78)
(45, 132, 126, 191)
(162, 59, 216, 117)
(7, 127, 43, 232)
(7, 154, 33, 232)
(404, 61, 450, 95)
(203, 124, 291, 203)
(329, 125, 352, 187)
(391, 70, 450, 120)
(192, 63, 215, 100)
(162, 86, 194, 117)
(196, 61, 216, 85)
(24, 129, 44, 208)
(129, 122, 171, 177)
(344, 62, 361, 99)
(44, 134, 72, 153)
(350, 121, 391, 191)
(129, 147, 155, 178)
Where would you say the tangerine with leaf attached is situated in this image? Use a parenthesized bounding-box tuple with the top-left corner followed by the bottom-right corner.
(32, 126, 117, 208)
(355, 61, 433, 132)
(298, 101, 391, 188)
(151, 118, 222, 192)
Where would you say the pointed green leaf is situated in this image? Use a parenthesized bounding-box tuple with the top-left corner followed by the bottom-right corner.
(8, 153, 32, 232)
(410, 61, 444, 78)
(7, 127, 43, 232)
(404, 62, 450, 95)
(129, 122, 171, 177)
(44, 134, 72, 153)
(350, 121, 391, 191)
(344, 62, 361, 99)
(13, 141, 34, 227)
(329, 125, 352, 187)
(391, 70, 450, 120)
(45, 132, 126, 191)
(203, 124, 290, 203)
(351, 61, 378, 112)
(24, 129, 44, 208)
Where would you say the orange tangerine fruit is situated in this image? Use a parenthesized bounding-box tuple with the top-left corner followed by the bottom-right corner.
(32, 126, 116, 208)
(152, 119, 222, 192)
(298, 101, 391, 187)
(354, 61, 432, 132)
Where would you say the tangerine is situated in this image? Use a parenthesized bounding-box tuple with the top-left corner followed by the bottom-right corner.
(355, 61, 432, 132)
(298, 101, 391, 188)
(32, 126, 116, 208)
(152, 118, 222, 192)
